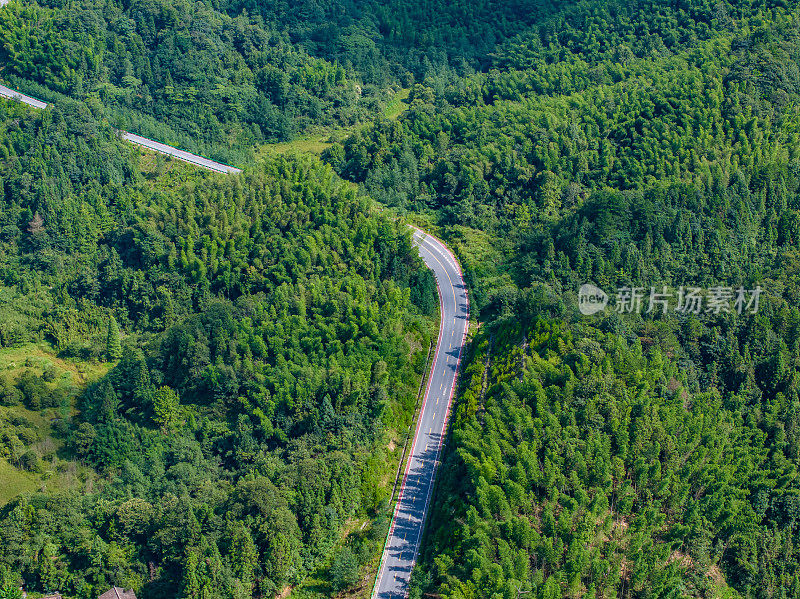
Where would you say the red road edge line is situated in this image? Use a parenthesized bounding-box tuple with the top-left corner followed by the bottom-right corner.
(408, 234, 469, 568)
(372, 227, 469, 599)
(372, 254, 444, 596)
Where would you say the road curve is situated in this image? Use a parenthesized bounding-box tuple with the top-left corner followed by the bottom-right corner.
(372, 227, 469, 599)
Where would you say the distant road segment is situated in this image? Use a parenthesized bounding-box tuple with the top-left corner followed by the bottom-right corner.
(0, 84, 48, 109)
(0, 83, 242, 174)
(120, 132, 242, 174)
(372, 227, 469, 599)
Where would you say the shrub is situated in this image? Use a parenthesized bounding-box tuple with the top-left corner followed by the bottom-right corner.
(17, 449, 39, 472)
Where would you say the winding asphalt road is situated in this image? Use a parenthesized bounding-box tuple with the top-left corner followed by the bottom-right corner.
(0, 69, 470, 599)
(372, 228, 469, 599)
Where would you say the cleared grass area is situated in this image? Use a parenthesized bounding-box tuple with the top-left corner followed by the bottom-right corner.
(382, 87, 410, 120)
(0, 341, 111, 385)
(137, 148, 200, 180)
(0, 458, 38, 504)
(0, 342, 106, 506)
(0, 449, 92, 507)
(263, 130, 341, 156)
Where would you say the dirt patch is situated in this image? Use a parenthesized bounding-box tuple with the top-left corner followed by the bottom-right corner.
(708, 564, 726, 586)
(275, 585, 292, 599)
(668, 550, 694, 568)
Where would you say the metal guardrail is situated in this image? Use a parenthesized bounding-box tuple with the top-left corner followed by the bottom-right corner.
(0, 84, 48, 109)
(0, 84, 242, 174)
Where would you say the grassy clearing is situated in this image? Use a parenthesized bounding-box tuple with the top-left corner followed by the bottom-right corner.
(262, 130, 342, 156)
(0, 341, 111, 385)
(0, 342, 106, 506)
(382, 87, 410, 120)
(0, 450, 91, 507)
(260, 88, 410, 158)
(137, 149, 199, 180)
(0, 458, 38, 504)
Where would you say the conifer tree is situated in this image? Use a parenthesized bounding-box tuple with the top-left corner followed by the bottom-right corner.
(106, 315, 122, 361)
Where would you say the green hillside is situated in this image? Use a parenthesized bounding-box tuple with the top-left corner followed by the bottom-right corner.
(2, 0, 800, 597)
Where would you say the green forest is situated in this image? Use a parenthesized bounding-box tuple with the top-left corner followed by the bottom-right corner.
(3, 0, 800, 597)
